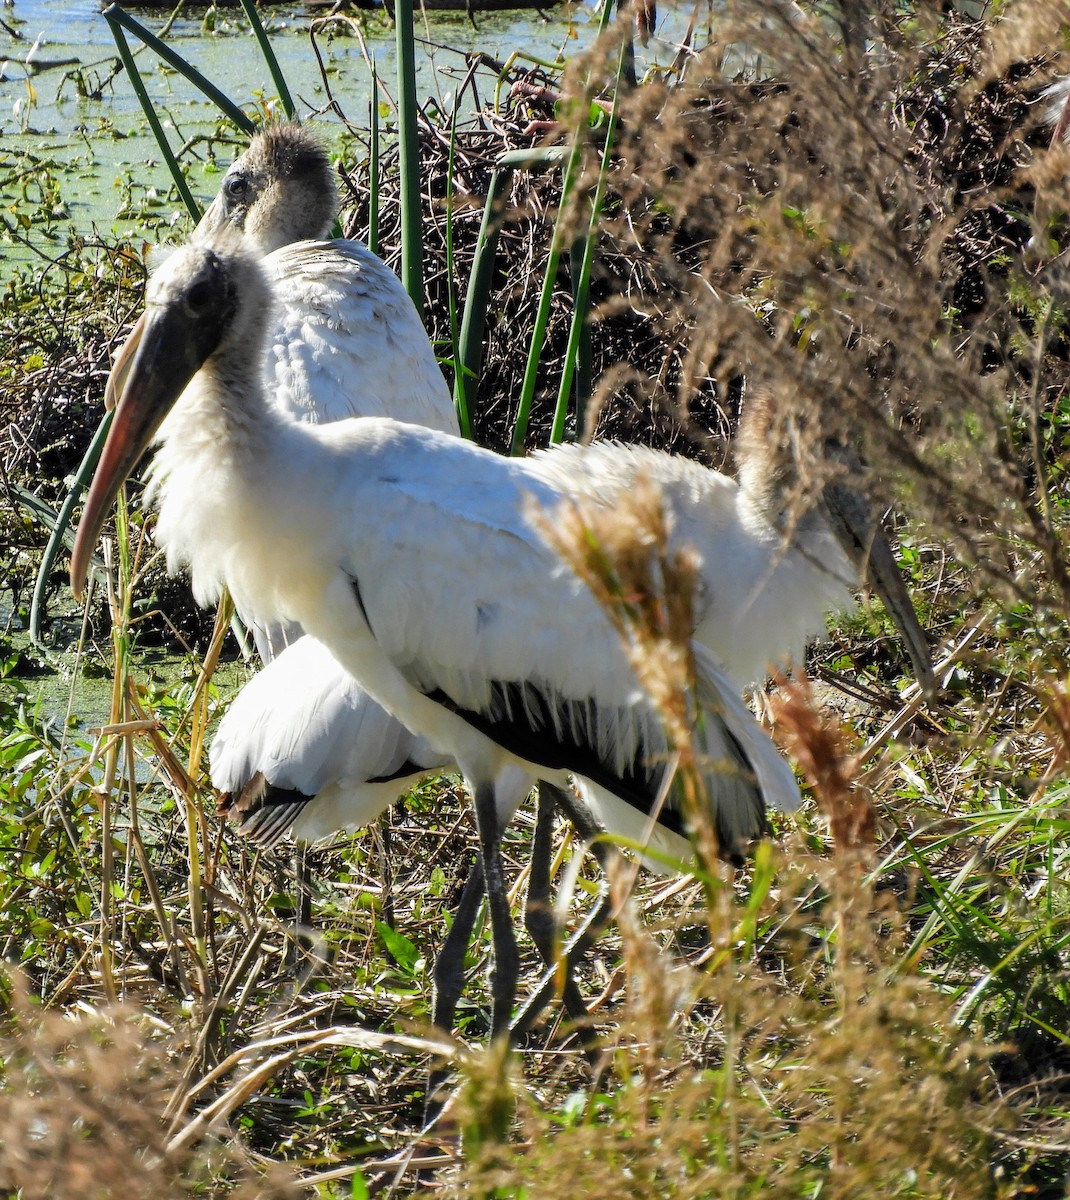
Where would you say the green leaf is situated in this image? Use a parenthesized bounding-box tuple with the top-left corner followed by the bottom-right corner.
(376, 920, 419, 975)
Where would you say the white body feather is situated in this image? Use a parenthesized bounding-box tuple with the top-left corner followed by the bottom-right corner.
(209, 248, 852, 853)
(132, 239, 798, 860)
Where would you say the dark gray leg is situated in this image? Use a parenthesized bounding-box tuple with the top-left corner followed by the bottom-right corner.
(524, 783, 593, 1029)
(512, 787, 618, 1042)
(426, 854, 486, 1127)
(511, 877, 614, 1042)
(431, 854, 484, 1035)
(473, 781, 519, 1039)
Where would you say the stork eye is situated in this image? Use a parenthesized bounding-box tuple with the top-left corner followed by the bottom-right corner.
(187, 279, 215, 313)
(224, 175, 249, 200)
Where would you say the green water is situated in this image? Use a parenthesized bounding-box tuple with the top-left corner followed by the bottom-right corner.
(0, 0, 611, 273)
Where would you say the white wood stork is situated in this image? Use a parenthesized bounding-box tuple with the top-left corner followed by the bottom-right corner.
(70, 235, 807, 1036)
(108, 124, 585, 1031)
(217, 434, 934, 841)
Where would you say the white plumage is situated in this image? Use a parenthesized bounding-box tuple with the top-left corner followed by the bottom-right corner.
(71, 236, 806, 1032)
(219, 425, 931, 856)
(106, 126, 462, 830)
(526, 440, 854, 690)
(211, 634, 449, 845)
(146, 359, 796, 850)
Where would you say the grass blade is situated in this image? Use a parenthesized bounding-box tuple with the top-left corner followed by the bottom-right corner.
(368, 69, 380, 257)
(104, 16, 203, 222)
(236, 0, 295, 119)
(454, 148, 566, 440)
(551, 50, 625, 444)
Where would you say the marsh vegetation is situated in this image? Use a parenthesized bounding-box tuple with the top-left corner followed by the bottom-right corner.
(2, 1, 1070, 1196)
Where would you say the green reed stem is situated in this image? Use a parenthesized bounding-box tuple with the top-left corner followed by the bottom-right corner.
(551, 49, 625, 444)
(29, 410, 112, 645)
(369, 70, 380, 257)
(510, 140, 583, 455)
(454, 148, 566, 438)
(102, 5, 254, 137)
(394, 0, 424, 320)
(236, 0, 295, 118)
(444, 89, 463, 433)
(105, 17, 203, 222)
(513, 0, 617, 453)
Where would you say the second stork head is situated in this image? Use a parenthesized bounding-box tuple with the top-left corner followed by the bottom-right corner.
(106, 123, 337, 412)
(197, 121, 338, 252)
(735, 387, 936, 697)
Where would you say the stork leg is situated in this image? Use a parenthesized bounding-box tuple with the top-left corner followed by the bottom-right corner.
(432, 782, 604, 1044)
(524, 783, 595, 1030)
(511, 880, 614, 1043)
(512, 787, 617, 1042)
(431, 853, 485, 1036)
(472, 781, 519, 1039)
(426, 853, 487, 1126)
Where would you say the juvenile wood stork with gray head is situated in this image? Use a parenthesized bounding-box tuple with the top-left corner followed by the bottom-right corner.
(107, 123, 456, 440)
(70, 234, 806, 1036)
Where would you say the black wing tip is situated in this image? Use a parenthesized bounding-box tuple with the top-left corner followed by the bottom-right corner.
(217, 770, 313, 848)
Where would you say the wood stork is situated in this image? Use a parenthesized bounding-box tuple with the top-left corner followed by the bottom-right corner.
(107, 124, 591, 1031)
(149, 131, 932, 1038)
(70, 234, 806, 1036)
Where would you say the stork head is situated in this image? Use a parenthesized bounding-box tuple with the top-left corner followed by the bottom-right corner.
(72, 236, 264, 600)
(105, 124, 336, 412)
(196, 122, 338, 254)
(737, 390, 936, 697)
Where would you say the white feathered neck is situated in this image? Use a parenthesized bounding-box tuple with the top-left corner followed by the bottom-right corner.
(142, 247, 321, 619)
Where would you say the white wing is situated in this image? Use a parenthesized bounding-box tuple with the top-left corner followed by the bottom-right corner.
(264, 240, 457, 433)
(212, 634, 450, 845)
(319, 421, 798, 853)
(526, 440, 852, 688)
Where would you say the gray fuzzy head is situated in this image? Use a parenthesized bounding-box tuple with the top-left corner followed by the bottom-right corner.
(196, 122, 338, 253)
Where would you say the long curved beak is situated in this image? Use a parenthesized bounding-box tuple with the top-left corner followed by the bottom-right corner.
(71, 303, 212, 600)
(195, 192, 227, 238)
(104, 312, 146, 411)
(823, 481, 937, 698)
